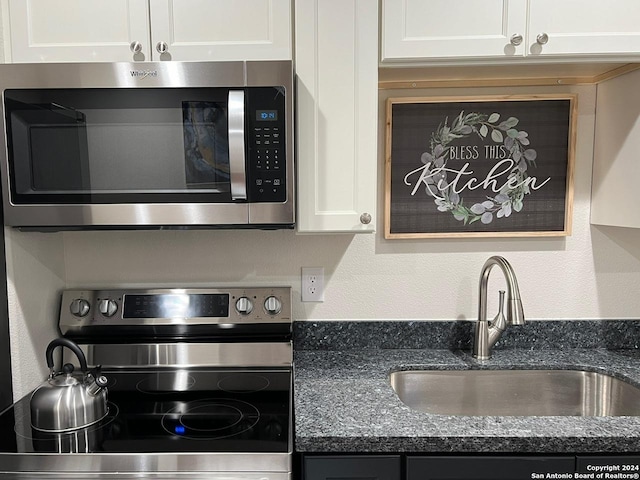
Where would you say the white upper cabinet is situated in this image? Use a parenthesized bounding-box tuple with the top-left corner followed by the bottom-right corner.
(591, 68, 640, 229)
(295, 0, 378, 233)
(527, 0, 640, 57)
(148, 0, 292, 61)
(6, 0, 152, 62)
(6, 0, 292, 62)
(382, 0, 640, 63)
(382, 0, 527, 61)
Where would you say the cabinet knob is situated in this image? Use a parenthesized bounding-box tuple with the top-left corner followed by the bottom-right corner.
(156, 41, 169, 54)
(129, 41, 143, 54)
(360, 213, 372, 225)
(536, 33, 549, 45)
(509, 34, 523, 46)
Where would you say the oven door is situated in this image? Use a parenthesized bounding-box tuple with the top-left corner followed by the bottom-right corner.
(0, 61, 293, 229)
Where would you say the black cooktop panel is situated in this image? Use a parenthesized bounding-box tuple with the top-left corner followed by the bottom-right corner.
(0, 369, 290, 454)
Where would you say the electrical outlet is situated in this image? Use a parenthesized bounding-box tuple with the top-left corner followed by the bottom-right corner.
(301, 267, 324, 302)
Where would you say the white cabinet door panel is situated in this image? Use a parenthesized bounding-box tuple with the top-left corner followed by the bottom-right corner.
(296, 0, 377, 232)
(149, 0, 291, 61)
(528, 0, 640, 56)
(8, 0, 150, 62)
(591, 68, 640, 228)
(382, 0, 527, 61)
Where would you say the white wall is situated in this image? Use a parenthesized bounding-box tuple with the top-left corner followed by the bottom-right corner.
(5, 229, 65, 399)
(0, 3, 4, 62)
(61, 83, 640, 322)
(6, 83, 640, 399)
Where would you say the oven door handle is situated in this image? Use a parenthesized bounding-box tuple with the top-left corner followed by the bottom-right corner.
(228, 90, 248, 201)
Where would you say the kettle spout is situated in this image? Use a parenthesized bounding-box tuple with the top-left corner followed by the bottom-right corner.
(87, 367, 109, 396)
(86, 378, 105, 396)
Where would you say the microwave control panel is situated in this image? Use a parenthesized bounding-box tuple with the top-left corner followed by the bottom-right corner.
(247, 87, 287, 203)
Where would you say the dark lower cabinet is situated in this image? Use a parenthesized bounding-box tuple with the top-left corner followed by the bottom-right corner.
(303, 455, 401, 480)
(407, 456, 575, 480)
(576, 456, 640, 475)
(301, 454, 640, 480)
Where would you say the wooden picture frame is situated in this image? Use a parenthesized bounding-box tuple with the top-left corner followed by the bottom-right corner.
(384, 94, 577, 239)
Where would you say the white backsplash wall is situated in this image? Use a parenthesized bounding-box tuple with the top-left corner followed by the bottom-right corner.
(5, 228, 65, 399)
(61, 84, 640, 321)
(0, 4, 5, 62)
(6, 83, 640, 399)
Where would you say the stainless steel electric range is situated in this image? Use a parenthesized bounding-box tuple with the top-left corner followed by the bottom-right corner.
(0, 287, 292, 480)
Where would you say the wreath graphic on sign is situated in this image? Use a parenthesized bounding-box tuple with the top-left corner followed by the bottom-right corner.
(418, 111, 538, 225)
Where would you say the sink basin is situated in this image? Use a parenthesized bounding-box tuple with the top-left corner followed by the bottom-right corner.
(390, 369, 640, 416)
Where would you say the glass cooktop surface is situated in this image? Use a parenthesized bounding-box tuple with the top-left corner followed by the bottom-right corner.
(0, 368, 290, 454)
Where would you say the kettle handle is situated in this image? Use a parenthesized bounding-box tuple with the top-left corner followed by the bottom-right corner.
(45, 338, 88, 373)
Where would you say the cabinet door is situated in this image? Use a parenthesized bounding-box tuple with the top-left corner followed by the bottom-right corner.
(148, 0, 292, 61)
(527, 0, 640, 57)
(381, 0, 528, 62)
(295, 0, 377, 233)
(7, 0, 151, 62)
(407, 456, 575, 480)
(304, 455, 401, 480)
(591, 68, 640, 228)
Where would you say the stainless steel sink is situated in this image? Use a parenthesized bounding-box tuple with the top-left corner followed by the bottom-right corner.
(390, 369, 640, 416)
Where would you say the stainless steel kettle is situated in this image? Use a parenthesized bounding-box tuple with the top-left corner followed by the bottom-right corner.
(30, 338, 109, 432)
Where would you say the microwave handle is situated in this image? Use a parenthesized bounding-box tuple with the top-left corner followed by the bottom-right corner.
(228, 90, 247, 201)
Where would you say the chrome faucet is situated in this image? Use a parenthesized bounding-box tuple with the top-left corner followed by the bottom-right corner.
(473, 256, 525, 360)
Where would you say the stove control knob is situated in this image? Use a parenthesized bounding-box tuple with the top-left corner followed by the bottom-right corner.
(70, 299, 90, 317)
(264, 296, 282, 315)
(98, 299, 118, 317)
(235, 296, 254, 315)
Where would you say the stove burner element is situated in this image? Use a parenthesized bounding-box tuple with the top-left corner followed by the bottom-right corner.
(218, 374, 270, 393)
(136, 371, 195, 394)
(179, 404, 243, 432)
(161, 399, 260, 440)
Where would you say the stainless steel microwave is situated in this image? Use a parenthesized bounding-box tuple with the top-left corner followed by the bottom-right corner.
(0, 61, 294, 230)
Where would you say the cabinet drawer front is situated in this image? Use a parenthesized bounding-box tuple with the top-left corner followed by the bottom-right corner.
(407, 456, 575, 480)
(304, 455, 401, 480)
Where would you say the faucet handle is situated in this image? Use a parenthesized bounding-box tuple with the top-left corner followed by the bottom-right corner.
(491, 290, 507, 331)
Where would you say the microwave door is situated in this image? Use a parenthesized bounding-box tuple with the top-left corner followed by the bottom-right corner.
(7, 99, 90, 196)
(228, 90, 247, 201)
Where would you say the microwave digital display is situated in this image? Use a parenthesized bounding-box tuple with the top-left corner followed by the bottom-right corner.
(256, 110, 278, 121)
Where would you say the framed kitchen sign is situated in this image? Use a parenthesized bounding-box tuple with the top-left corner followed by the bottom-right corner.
(384, 94, 577, 239)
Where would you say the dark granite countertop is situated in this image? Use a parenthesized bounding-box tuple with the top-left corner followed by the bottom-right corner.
(293, 321, 640, 454)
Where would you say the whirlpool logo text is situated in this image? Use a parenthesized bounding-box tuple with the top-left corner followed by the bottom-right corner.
(130, 70, 158, 79)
